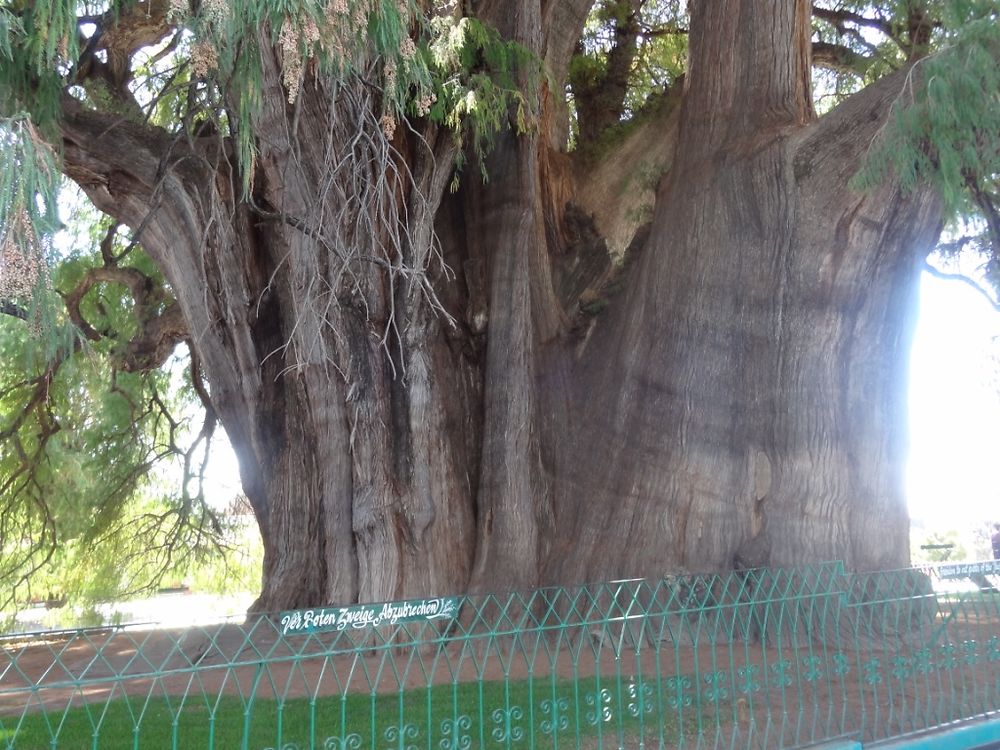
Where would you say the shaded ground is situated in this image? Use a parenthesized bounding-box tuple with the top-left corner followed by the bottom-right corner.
(2, 603, 1000, 748)
(3, 568, 1000, 748)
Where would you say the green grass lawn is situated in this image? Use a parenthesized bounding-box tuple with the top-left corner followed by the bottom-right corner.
(0, 675, 712, 749)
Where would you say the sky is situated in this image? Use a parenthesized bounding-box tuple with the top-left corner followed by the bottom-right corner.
(908, 268, 1000, 527)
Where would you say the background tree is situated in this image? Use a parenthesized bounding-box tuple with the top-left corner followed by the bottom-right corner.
(910, 528, 967, 562)
(1, 0, 998, 612)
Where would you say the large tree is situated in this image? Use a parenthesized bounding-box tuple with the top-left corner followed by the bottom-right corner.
(1, 0, 998, 612)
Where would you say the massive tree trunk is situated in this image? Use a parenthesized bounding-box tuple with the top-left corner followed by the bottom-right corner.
(550, 1, 942, 583)
(58, 0, 944, 611)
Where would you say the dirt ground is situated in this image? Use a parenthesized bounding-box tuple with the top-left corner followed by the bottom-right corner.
(3, 603, 999, 747)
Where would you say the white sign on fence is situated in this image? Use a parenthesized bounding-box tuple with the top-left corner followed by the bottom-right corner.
(279, 597, 459, 636)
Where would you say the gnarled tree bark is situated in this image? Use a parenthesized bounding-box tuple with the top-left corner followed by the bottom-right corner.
(56, 0, 944, 611)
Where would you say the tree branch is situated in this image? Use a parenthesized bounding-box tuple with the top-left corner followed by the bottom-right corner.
(572, 0, 645, 145)
(812, 5, 894, 38)
(121, 302, 187, 372)
(188, 345, 216, 420)
(0, 300, 29, 321)
(542, 0, 600, 88)
(75, 0, 174, 94)
(964, 172, 1000, 259)
(922, 262, 1000, 312)
(799, 62, 925, 185)
(812, 41, 873, 76)
(98, 222, 122, 266)
(61, 265, 189, 370)
(637, 21, 688, 37)
(62, 265, 154, 341)
(0, 341, 78, 609)
(812, 3, 941, 61)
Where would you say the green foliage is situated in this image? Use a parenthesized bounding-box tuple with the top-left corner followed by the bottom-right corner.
(0, 0, 79, 125)
(569, 0, 687, 145)
(0, 115, 71, 356)
(1, 1, 537, 190)
(0, 116, 59, 242)
(0, 192, 239, 611)
(854, 0, 1000, 215)
(0, 309, 207, 607)
(166, 0, 535, 191)
(0, 5, 19, 62)
(423, 14, 535, 179)
(834, 0, 1000, 295)
(911, 527, 969, 562)
(0, 117, 56, 237)
(183, 511, 262, 596)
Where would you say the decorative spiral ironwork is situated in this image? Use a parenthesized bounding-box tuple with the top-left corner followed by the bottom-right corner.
(584, 688, 613, 724)
(539, 697, 570, 734)
(962, 640, 980, 666)
(891, 655, 912, 680)
(384, 723, 420, 750)
(770, 660, 792, 688)
(913, 648, 933, 675)
(665, 676, 692, 709)
(801, 656, 823, 682)
(831, 652, 850, 677)
(491, 706, 525, 742)
(702, 671, 728, 703)
(863, 658, 883, 686)
(627, 681, 654, 717)
(439, 715, 472, 750)
(737, 664, 761, 694)
(937, 644, 958, 670)
(324, 734, 362, 750)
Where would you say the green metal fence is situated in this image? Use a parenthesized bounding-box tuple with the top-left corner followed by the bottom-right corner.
(2, 561, 1000, 749)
